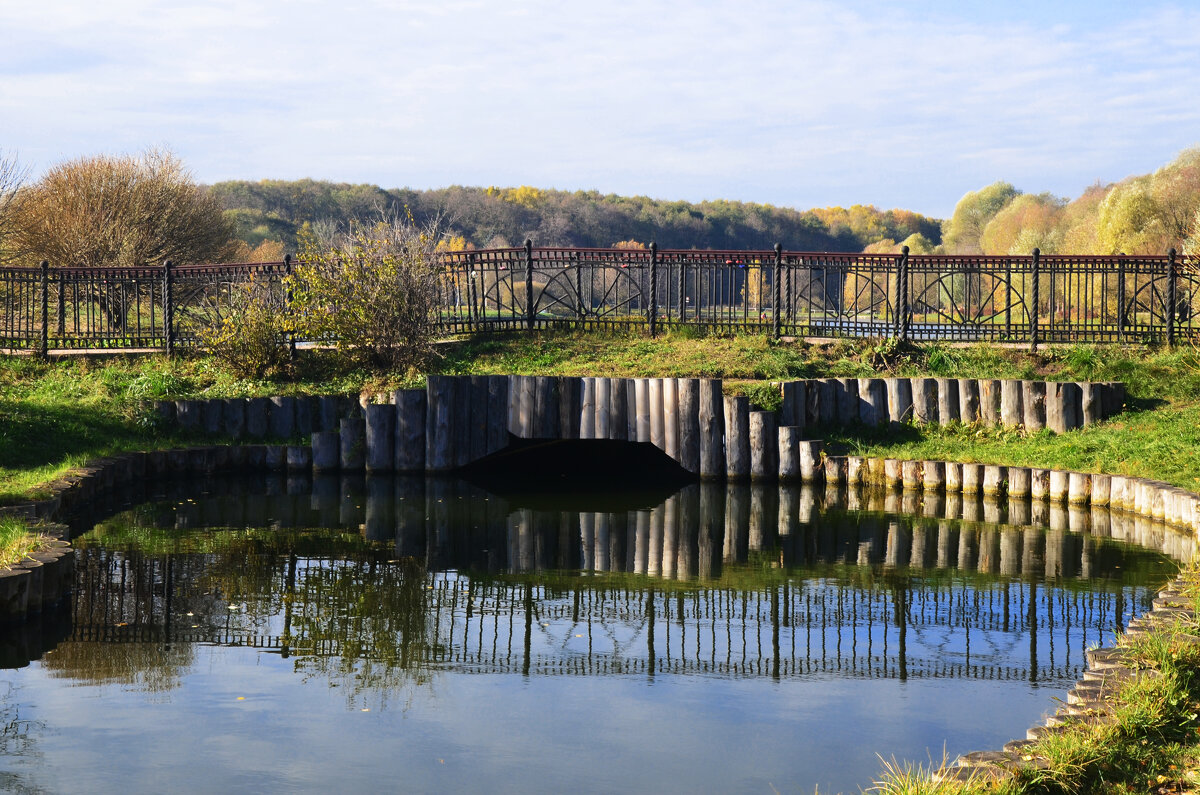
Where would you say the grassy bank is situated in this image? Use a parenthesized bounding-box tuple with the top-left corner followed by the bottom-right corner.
(3, 332, 1199, 504)
(876, 563, 1200, 795)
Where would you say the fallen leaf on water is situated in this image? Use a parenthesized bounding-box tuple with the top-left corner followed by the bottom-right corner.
(236, 697, 245, 701)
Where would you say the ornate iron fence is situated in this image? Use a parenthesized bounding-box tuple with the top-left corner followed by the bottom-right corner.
(2, 246, 1196, 354)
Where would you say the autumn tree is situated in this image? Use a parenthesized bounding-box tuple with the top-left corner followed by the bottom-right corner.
(0, 149, 26, 264)
(15, 148, 235, 269)
(942, 182, 1021, 254)
(980, 193, 1065, 255)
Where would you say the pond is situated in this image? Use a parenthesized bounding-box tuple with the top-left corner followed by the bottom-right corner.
(0, 472, 1188, 794)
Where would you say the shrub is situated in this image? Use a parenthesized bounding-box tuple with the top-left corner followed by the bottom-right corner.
(288, 219, 440, 372)
(196, 275, 291, 379)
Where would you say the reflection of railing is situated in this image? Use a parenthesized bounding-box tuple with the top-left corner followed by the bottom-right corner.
(4, 248, 1196, 352)
(58, 473, 1183, 687)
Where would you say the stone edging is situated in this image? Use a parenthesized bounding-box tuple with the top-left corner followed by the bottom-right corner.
(933, 573, 1198, 786)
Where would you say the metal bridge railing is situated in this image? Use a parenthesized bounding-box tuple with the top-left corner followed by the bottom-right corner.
(3, 247, 1195, 353)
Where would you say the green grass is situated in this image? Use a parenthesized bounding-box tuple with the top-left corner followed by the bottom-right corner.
(0, 516, 46, 567)
(1, 334, 1199, 502)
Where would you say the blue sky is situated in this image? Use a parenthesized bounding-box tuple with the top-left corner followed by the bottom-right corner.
(2, 0, 1198, 218)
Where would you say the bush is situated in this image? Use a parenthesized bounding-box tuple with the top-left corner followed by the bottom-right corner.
(288, 219, 440, 372)
(196, 275, 291, 379)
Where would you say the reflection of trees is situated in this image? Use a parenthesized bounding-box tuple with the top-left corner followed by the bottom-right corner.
(69, 517, 437, 704)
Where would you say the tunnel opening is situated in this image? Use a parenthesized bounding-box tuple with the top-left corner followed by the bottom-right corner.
(461, 437, 696, 511)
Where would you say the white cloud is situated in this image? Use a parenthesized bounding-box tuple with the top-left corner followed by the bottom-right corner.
(2, 0, 1199, 217)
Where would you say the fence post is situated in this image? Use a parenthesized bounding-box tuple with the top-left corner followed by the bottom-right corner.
(898, 245, 910, 342)
(649, 242, 659, 337)
(39, 261, 49, 358)
(1004, 257, 1012, 339)
(1167, 247, 1178, 348)
(1030, 248, 1040, 352)
(163, 259, 174, 355)
(524, 239, 534, 330)
(284, 254, 296, 360)
(772, 243, 782, 339)
(1117, 253, 1126, 343)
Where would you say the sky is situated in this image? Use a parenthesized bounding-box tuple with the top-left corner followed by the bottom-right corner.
(2, 0, 1199, 219)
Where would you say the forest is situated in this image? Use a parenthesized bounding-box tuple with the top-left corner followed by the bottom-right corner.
(207, 146, 1200, 263)
(208, 181, 944, 259)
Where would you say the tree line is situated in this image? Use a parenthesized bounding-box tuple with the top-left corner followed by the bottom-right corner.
(209, 180, 944, 257)
(1, 145, 1198, 271)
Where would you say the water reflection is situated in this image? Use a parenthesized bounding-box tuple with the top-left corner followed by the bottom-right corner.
(46, 474, 1183, 698)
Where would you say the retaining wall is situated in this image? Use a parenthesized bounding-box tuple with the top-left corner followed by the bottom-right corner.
(151, 375, 1127, 481)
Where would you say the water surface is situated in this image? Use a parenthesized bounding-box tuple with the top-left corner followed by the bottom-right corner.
(0, 474, 1185, 794)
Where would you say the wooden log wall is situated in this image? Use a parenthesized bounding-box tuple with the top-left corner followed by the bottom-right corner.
(149, 376, 1127, 485)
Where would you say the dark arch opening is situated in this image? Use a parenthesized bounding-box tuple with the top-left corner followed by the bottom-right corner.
(462, 437, 695, 510)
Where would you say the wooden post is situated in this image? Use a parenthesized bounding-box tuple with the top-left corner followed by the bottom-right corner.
(958, 379, 981, 424)
(549, 376, 575, 440)
(518, 374, 536, 439)
(836, 377, 858, 425)
(885, 377, 913, 425)
(452, 376, 472, 468)
(312, 432, 341, 472)
(609, 377, 628, 442)
(425, 375, 455, 472)
(594, 376, 611, 439)
(649, 378, 665, 449)
(980, 379, 1002, 426)
(677, 378, 700, 473)
(315, 395, 340, 432)
(395, 388, 427, 472)
(798, 441, 822, 482)
(1000, 379, 1023, 428)
(269, 396, 296, 439)
(663, 377, 680, 459)
(1022, 381, 1046, 432)
(580, 377, 597, 439)
(534, 375, 559, 439)
(858, 378, 886, 426)
(698, 379, 725, 479)
(780, 381, 806, 430)
(723, 394, 750, 480)
(912, 378, 938, 424)
(778, 426, 802, 481)
(922, 460, 945, 492)
(487, 376, 511, 453)
(339, 417, 366, 471)
(749, 411, 778, 481)
(1007, 466, 1031, 497)
(817, 378, 838, 426)
(1078, 382, 1100, 426)
(935, 378, 959, 426)
(625, 379, 639, 440)
(365, 403, 394, 472)
(222, 398, 246, 439)
(635, 378, 651, 443)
